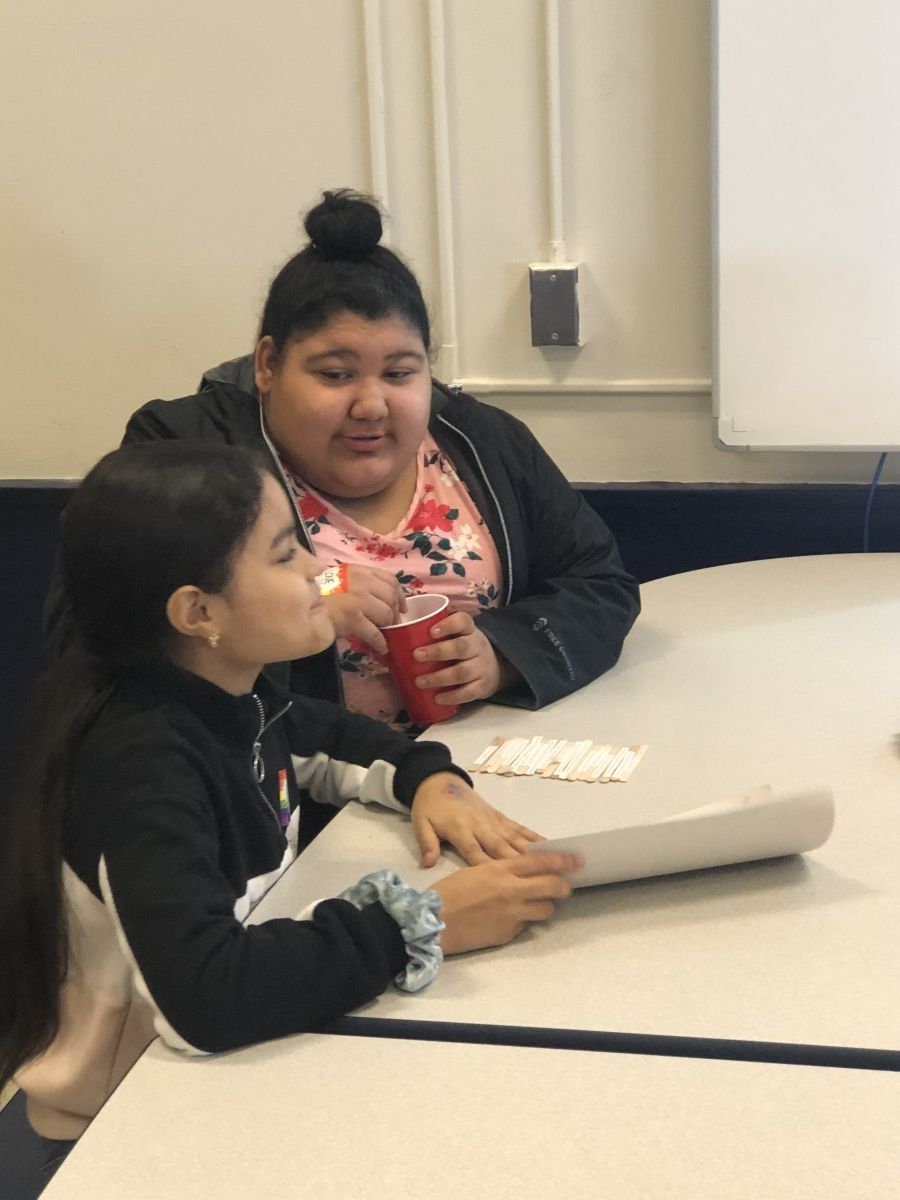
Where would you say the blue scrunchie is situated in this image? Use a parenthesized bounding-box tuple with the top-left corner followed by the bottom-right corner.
(338, 869, 445, 993)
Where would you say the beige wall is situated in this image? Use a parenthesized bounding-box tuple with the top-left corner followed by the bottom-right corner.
(2, 0, 894, 482)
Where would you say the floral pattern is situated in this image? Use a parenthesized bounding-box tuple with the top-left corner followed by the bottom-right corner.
(357, 538, 402, 561)
(466, 579, 500, 609)
(279, 436, 503, 728)
(297, 494, 330, 535)
(409, 494, 457, 533)
(337, 635, 388, 679)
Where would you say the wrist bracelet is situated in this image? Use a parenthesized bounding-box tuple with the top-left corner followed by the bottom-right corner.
(316, 563, 349, 597)
(338, 869, 445, 992)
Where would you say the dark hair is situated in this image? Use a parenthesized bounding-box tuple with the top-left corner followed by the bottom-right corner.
(63, 442, 265, 665)
(0, 442, 266, 1087)
(258, 188, 431, 356)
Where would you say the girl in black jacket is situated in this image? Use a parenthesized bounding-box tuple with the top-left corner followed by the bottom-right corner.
(1, 442, 578, 1187)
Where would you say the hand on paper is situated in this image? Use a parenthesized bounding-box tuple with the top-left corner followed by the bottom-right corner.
(410, 773, 541, 867)
(412, 610, 519, 704)
(433, 852, 583, 955)
(323, 564, 406, 655)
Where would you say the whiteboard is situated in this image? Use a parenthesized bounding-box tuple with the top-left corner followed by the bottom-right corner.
(713, 0, 900, 450)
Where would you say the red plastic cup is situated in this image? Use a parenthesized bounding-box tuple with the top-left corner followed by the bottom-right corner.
(380, 594, 459, 724)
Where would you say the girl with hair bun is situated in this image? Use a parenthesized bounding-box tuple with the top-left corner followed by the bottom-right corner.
(47, 189, 639, 739)
(4, 441, 580, 1191)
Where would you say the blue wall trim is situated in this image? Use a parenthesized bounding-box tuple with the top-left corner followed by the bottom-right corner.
(3, 481, 900, 769)
(578, 481, 900, 582)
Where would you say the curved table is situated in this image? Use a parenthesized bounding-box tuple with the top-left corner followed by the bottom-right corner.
(41, 555, 900, 1199)
(43, 1035, 900, 1200)
(252, 554, 900, 1062)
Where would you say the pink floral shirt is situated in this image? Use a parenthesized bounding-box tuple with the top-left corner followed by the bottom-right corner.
(281, 435, 503, 728)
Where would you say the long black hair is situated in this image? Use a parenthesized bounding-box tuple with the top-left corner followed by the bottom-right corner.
(0, 442, 266, 1086)
(258, 188, 432, 355)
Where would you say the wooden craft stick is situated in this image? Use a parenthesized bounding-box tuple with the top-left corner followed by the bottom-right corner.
(614, 744, 648, 781)
(511, 736, 544, 775)
(472, 736, 503, 769)
(478, 742, 508, 774)
(530, 738, 561, 775)
(589, 747, 617, 781)
(558, 739, 593, 780)
(573, 747, 597, 782)
(526, 739, 552, 773)
(474, 735, 647, 784)
(609, 750, 635, 782)
(543, 740, 573, 778)
(600, 746, 629, 783)
(485, 737, 527, 774)
(551, 740, 578, 779)
(575, 746, 604, 782)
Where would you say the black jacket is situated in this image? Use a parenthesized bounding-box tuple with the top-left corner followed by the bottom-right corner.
(20, 659, 468, 1137)
(65, 661, 465, 1053)
(45, 363, 640, 708)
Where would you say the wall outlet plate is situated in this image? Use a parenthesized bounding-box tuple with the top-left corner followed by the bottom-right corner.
(529, 263, 581, 346)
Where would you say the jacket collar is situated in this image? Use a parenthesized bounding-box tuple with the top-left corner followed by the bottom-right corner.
(118, 659, 292, 751)
(198, 354, 257, 396)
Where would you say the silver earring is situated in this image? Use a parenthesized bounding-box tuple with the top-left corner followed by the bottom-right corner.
(207, 634, 220, 649)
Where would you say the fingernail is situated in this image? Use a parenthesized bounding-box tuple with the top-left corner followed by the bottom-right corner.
(414, 648, 426, 660)
(431, 626, 442, 637)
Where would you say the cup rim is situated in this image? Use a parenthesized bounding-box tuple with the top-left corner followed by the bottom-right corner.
(380, 593, 449, 630)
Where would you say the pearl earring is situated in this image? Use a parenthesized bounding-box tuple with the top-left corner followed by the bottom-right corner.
(207, 634, 220, 649)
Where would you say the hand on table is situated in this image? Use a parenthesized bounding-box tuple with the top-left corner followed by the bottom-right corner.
(323, 564, 406, 655)
(433, 852, 583, 955)
(412, 610, 519, 705)
(410, 772, 542, 867)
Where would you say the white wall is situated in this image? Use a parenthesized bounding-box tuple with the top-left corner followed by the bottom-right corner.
(2, 0, 894, 483)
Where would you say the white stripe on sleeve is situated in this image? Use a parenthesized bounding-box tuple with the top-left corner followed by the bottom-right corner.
(290, 753, 407, 814)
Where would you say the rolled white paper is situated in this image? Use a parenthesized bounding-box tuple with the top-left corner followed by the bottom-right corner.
(530, 785, 835, 889)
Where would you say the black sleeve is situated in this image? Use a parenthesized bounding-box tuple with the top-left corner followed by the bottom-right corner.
(121, 390, 257, 447)
(121, 398, 200, 443)
(99, 768, 408, 1054)
(284, 694, 471, 809)
(475, 428, 641, 709)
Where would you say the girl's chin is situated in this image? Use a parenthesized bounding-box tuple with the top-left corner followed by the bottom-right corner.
(317, 626, 338, 652)
(312, 465, 398, 500)
(294, 620, 337, 659)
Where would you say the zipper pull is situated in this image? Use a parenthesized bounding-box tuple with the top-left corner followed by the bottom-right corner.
(252, 741, 265, 783)
(251, 693, 266, 783)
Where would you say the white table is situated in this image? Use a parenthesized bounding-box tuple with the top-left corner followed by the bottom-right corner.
(252, 555, 900, 1056)
(43, 1034, 900, 1200)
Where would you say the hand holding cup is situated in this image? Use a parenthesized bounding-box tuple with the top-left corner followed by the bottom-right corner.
(322, 564, 406, 655)
(380, 594, 459, 723)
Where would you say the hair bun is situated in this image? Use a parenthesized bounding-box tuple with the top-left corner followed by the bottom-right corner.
(304, 189, 383, 260)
